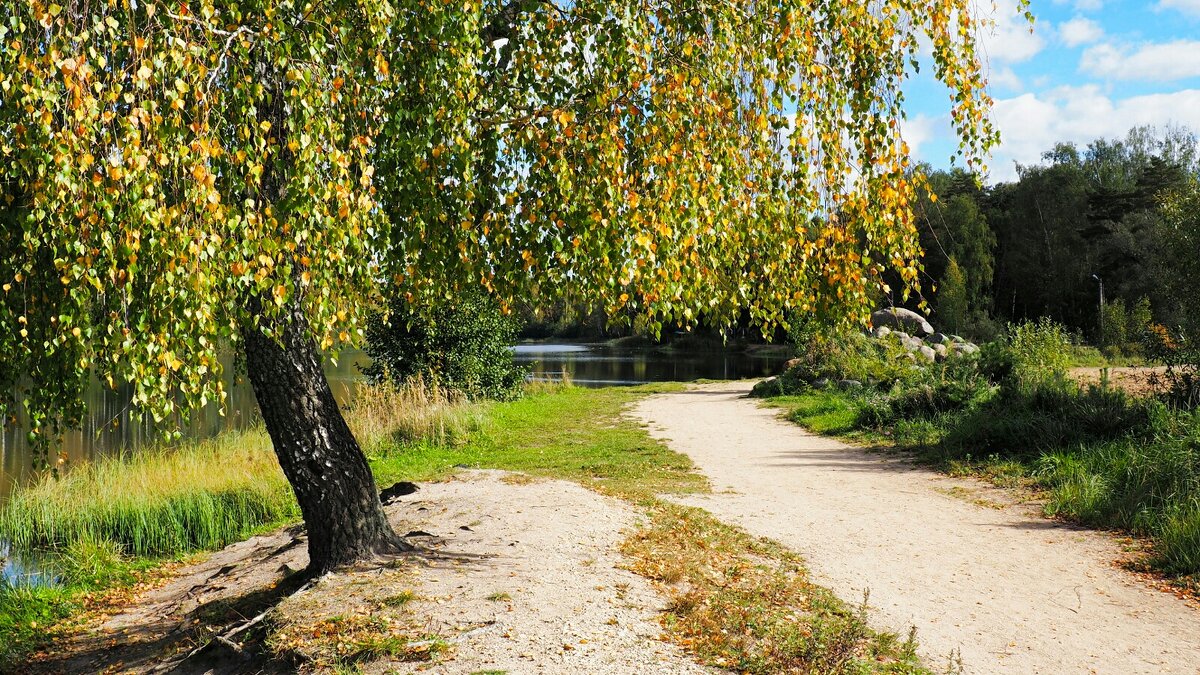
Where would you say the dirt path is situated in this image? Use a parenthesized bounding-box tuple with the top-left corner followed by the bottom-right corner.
(30, 472, 713, 674)
(634, 382, 1200, 675)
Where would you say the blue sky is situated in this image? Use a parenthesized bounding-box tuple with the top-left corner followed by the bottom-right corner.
(905, 0, 1200, 182)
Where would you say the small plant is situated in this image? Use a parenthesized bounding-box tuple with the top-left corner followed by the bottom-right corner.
(983, 318, 1072, 394)
(380, 591, 416, 607)
(485, 592, 511, 602)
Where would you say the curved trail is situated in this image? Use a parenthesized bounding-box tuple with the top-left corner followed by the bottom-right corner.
(634, 382, 1199, 675)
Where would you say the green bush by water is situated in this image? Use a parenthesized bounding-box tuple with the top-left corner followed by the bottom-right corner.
(363, 292, 529, 402)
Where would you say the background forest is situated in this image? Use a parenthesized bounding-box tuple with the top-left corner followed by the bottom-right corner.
(914, 124, 1199, 354)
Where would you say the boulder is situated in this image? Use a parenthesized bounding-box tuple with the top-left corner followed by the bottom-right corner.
(891, 330, 911, 342)
(872, 325, 892, 339)
(751, 377, 783, 397)
(812, 377, 831, 389)
(953, 342, 980, 355)
(783, 357, 803, 371)
(872, 307, 934, 336)
(837, 379, 863, 390)
(902, 336, 924, 352)
(926, 333, 951, 345)
(917, 345, 937, 362)
(932, 343, 948, 360)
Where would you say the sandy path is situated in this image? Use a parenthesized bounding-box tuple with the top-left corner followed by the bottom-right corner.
(29, 471, 713, 675)
(634, 382, 1200, 675)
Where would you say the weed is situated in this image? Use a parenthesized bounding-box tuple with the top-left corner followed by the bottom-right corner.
(485, 592, 511, 602)
(380, 591, 415, 607)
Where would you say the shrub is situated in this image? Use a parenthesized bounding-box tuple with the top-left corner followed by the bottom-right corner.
(1141, 323, 1200, 408)
(363, 293, 529, 401)
(980, 318, 1072, 393)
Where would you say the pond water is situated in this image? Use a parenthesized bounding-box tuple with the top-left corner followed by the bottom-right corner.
(0, 352, 369, 505)
(512, 342, 788, 387)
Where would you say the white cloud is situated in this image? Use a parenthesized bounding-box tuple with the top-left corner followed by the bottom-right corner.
(991, 66, 1025, 92)
(900, 114, 941, 159)
(1058, 17, 1104, 47)
(988, 86, 1200, 181)
(978, 3, 1046, 65)
(1081, 40, 1200, 81)
(1158, 0, 1200, 16)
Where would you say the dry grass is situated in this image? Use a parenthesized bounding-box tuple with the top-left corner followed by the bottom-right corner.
(623, 501, 928, 674)
(347, 378, 485, 449)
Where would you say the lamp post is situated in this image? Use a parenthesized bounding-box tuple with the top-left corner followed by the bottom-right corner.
(1092, 274, 1105, 342)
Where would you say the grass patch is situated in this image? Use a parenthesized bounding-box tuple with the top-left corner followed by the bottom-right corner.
(0, 430, 299, 665)
(368, 383, 707, 498)
(0, 538, 164, 665)
(764, 392, 887, 443)
(0, 379, 481, 667)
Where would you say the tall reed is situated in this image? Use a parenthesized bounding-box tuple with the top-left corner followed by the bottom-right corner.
(347, 378, 484, 449)
(0, 429, 297, 557)
(0, 379, 484, 559)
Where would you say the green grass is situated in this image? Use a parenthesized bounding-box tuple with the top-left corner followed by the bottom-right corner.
(0, 379, 477, 666)
(0, 430, 298, 666)
(368, 383, 707, 499)
(764, 392, 886, 442)
(0, 538, 159, 665)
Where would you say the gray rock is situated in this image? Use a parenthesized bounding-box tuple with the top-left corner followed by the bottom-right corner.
(951, 335, 967, 343)
(902, 336, 924, 352)
(917, 345, 937, 362)
(932, 343, 948, 362)
(812, 377, 831, 389)
(926, 332, 951, 345)
(891, 330, 911, 342)
(872, 325, 892, 339)
(953, 342, 980, 355)
(872, 307, 935, 336)
(837, 379, 863, 390)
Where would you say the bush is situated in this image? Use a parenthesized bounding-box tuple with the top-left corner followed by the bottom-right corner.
(980, 318, 1071, 393)
(363, 293, 529, 401)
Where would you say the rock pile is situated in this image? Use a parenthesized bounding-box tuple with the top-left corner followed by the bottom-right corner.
(869, 309, 979, 363)
(752, 308, 981, 397)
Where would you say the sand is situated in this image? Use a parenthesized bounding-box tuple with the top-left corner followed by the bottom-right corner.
(635, 381, 1200, 675)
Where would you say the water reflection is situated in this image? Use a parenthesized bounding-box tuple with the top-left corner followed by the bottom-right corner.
(513, 343, 787, 387)
(1, 352, 369, 504)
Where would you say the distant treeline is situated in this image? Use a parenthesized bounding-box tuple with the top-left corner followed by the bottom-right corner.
(912, 124, 1200, 352)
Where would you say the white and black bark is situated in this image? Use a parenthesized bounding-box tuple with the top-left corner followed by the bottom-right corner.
(241, 304, 407, 574)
